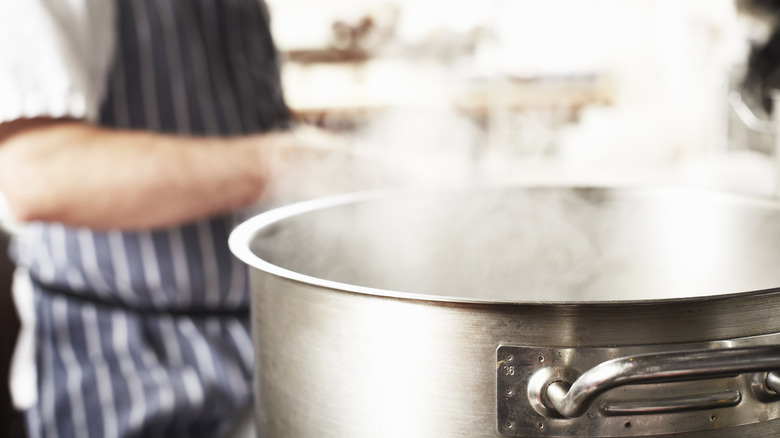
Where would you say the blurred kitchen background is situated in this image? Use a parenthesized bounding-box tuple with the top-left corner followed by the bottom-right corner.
(265, 0, 780, 195)
(3, 0, 780, 436)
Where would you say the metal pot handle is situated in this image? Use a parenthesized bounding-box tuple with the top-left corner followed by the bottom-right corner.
(531, 345, 780, 419)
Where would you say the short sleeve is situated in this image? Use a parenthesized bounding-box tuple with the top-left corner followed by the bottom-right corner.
(0, 0, 116, 124)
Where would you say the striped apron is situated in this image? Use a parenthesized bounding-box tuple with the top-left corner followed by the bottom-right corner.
(12, 1, 290, 436)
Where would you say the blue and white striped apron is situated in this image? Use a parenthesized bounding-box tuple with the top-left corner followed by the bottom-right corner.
(13, 1, 290, 436)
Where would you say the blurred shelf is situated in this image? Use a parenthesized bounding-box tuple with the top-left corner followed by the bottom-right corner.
(283, 60, 614, 123)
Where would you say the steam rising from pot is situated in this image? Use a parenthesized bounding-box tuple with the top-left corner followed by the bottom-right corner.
(259, 105, 484, 207)
(244, 90, 780, 303)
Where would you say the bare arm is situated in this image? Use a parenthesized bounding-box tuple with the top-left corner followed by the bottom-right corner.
(0, 118, 284, 230)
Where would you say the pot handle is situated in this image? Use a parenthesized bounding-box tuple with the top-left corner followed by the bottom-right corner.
(532, 345, 780, 418)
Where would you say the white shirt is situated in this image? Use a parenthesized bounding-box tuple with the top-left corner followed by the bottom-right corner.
(0, 0, 115, 124)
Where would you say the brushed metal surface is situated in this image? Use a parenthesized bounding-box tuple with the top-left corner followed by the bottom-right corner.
(250, 275, 780, 437)
(231, 186, 780, 437)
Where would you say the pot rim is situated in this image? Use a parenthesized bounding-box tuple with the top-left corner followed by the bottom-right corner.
(229, 185, 780, 306)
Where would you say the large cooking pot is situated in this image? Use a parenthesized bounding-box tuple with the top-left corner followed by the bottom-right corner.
(229, 186, 780, 437)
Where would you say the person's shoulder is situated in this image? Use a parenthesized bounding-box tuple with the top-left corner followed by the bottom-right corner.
(0, 0, 116, 125)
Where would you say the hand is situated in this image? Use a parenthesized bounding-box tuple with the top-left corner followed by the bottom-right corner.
(256, 125, 360, 204)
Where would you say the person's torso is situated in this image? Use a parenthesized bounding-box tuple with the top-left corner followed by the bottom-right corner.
(14, 0, 290, 310)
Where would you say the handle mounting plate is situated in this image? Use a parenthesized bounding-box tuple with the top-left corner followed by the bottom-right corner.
(497, 333, 780, 437)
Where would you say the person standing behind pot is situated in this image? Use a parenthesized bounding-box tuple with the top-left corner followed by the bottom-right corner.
(0, 1, 331, 437)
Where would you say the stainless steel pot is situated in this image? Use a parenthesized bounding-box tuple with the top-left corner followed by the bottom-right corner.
(229, 186, 780, 437)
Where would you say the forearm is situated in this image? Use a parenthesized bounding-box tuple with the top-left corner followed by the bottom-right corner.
(0, 119, 270, 230)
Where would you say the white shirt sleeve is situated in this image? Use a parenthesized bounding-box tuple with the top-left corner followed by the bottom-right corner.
(0, 0, 116, 124)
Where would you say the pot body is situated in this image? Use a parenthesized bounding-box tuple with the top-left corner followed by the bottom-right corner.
(231, 187, 780, 437)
